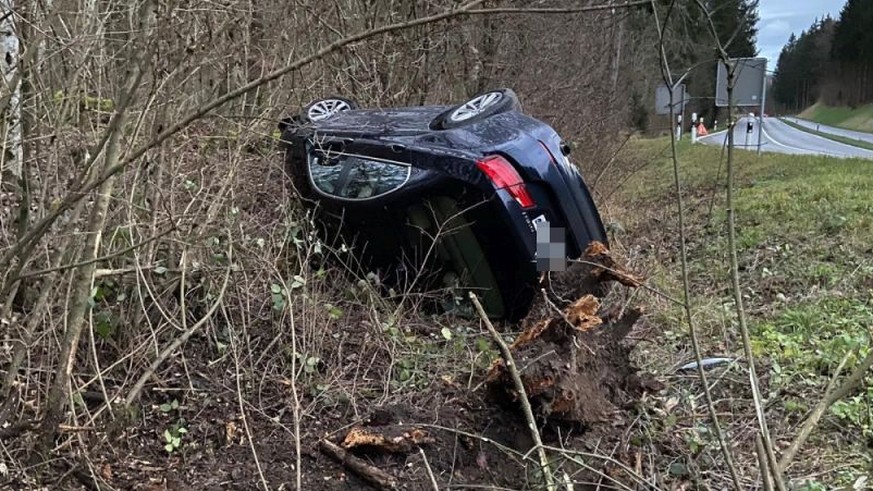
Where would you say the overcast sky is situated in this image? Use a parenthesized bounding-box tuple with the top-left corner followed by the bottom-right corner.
(757, 0, 846, 68)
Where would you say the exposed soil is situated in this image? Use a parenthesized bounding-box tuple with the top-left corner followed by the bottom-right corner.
(6, 244, 658, 491)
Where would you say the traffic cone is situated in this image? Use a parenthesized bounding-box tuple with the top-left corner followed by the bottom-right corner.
(697, 122, 708, 137)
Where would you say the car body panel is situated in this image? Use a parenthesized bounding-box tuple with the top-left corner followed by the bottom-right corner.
(280, 96, 607, 319)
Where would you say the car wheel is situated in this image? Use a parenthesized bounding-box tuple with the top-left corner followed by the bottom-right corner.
(432, 88, 520, 130)
(303, 96, 358, 122)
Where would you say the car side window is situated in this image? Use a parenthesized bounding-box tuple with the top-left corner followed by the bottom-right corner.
(307, 147, 411, 200)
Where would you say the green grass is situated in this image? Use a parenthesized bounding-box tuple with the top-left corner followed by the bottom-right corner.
(618, 138, 873, 247)
(799, 102, 873, 133)
(780, 117, 873, 152)
(613, 138, 873, 486)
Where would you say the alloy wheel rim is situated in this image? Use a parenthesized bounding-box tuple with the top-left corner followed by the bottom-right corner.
(449, 92, 503, 122)
(308, 99, 352, 121)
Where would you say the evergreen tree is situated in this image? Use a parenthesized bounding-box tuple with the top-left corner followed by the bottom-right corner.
(772, 0, 873, 110)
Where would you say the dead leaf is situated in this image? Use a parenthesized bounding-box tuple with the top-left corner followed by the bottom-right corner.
(583, 241, 609, 257)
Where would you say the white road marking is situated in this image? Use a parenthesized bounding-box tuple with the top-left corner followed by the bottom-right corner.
(699, 117, 873, 159)
(759, 121, 820, 155)
(776, 118, 873, 154)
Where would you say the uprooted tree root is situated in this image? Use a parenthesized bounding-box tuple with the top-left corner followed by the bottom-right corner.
(486, 241, 657, 426)
(486, 296, 646, 426)
(320, 242, 660, 487)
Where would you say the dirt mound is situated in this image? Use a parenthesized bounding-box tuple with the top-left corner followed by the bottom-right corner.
(486, 298, 645, 425)
(480, 242, 655, 426)
(313, 242, 660, 489)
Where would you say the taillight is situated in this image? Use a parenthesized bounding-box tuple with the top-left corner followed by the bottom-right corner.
(476, 155, 535, 208)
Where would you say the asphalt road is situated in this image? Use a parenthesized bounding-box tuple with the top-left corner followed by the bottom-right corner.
(781, 116, 873, 146)
(698, 117, 873, 159)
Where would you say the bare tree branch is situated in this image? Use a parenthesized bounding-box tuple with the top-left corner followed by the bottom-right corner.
(470, 292, 556, 491)
(777, 346, 873, 473)
(0, 0, 488, 277)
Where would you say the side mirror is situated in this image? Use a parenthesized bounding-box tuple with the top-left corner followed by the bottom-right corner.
(560, 142, 572, 156)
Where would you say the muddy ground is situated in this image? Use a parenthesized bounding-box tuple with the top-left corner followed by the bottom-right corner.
(4, 247, 662, 491)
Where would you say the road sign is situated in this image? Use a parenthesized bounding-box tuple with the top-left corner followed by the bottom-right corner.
(654, 84, 688, 115)
(715, 57, 766, 107)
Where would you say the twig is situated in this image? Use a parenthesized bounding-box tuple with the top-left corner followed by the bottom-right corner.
(469, 292, 556, 491)
(541, 445, 657, 491)
(124, 265, 231, 407)
(228, 303, 270, 491)
(288, 298, 303, 491)
(652, 3, 743, 489)
(691, 3, 785, 490)
(756, 434, 774, 491)
(568, 259, 684, 307)
(591, 134, 633, 190)
(319, 439, 398, 490)
(416, 424, 656, 490)
(13, 227, 175, 280)
(420, 447, 440, 491)
(777, 347, 873, 473)
(562, 472, 575, 491)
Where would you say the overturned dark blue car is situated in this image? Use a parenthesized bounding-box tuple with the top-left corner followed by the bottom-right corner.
(279, 89, 607, 320)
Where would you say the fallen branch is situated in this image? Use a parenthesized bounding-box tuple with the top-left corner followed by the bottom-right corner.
(319, 439, 398, 490)
(470, 292, 556, 491)
(777, 346, 873, 473)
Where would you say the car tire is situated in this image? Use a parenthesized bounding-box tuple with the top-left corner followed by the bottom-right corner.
(303, 96, 358, 123)
(431, 88, 520, 130)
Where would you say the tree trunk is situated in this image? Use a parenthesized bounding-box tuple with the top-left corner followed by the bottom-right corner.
(38, 0, 154, 451)
(0, 0, 22, 184)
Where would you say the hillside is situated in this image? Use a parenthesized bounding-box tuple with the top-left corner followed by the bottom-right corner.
(799, 103, 873, 133)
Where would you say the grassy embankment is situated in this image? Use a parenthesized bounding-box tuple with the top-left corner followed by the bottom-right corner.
(799, 102, 873, 133)
(780, 118, 873, 152)
(606, 138, 873, 487)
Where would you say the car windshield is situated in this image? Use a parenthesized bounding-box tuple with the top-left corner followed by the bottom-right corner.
(307, 149, 411, 200)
